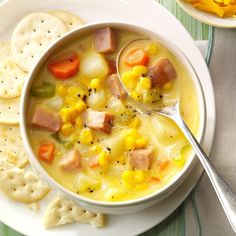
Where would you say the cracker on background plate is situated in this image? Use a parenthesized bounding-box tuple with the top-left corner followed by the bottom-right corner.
(0, 41, 27, 99)
(0, 97, 20, 124)
(49, 10, 84, 31)
(43, 195, 105, 228)
(0, 124, 28, 168)
(0, 159, 50, 203)
(11, 12, 67, 72)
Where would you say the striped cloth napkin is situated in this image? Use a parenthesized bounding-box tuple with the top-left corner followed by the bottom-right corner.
(0, 1, 211, 235)
(185, 28, 236, 236)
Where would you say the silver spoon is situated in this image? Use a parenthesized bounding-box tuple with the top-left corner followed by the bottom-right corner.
(116, 38, 236, 233)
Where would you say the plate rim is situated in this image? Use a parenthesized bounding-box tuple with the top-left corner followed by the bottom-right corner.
(176, 0, 236, 28)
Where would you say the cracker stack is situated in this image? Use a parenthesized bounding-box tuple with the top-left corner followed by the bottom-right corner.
(0, 11, 105, 229)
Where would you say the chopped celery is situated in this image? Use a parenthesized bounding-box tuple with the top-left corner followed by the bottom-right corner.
(30, 82, 55, 98)
(51, 132, 62, 143)
(63, 140, 74, 149)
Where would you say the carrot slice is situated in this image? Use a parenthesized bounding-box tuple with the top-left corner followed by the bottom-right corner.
(124, 48, 148, 66)
(150, 177, 161, 182)
(38, 143, 55, 163)
(48, 51, 80, 79)
(157, 160, 170, 171)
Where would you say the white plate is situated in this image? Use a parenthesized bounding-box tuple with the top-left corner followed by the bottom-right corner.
(176, 0, 236, 28)
(0, 0, 216, 235)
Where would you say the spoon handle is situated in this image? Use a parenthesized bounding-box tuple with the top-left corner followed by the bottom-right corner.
(174, 115, 236, 233)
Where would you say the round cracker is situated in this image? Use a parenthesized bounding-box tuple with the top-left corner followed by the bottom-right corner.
(0, 97, 20, 124)
(0, 41, 27, 98)
(49, 10, 84, 31)
(0, 159, 50, 203)
(0, 41, 11, 60)
(11, 12, 67, 72)
(0, 125, 28, 168)
(43, 196, 105, 228)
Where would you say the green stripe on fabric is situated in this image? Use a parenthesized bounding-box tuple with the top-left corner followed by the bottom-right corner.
(205, 26, 214, 65)
(0, 224, 22, 236)
(191, 192, 202, 236)
(140, 204, 185, 236)
(0, 0, 211, 235)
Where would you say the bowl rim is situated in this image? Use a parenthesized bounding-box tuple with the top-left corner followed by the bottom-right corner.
(20, 21, 206, 208)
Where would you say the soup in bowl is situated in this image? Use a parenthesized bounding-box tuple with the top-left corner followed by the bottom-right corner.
(20, 22, 205, 214)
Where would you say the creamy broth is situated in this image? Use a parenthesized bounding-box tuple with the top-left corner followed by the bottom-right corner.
(27, 28, 199, 202)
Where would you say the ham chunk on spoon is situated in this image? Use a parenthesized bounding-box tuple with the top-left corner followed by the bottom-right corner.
(94, 27, 116, 53)
(147, 58, 176, 88)
(85, 109, 114, 134)
(30, 107, 62, 132)
(129, 149, 153, 171)
(59, 149, 81, 171)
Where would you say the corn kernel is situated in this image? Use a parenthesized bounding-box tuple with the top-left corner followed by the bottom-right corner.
(124, 135, 136, 150)
(90, 78, 102, 90)
(75, 100, 86, 114)
(122, 71, 137, 81)
(79, 128, 93, 145)
(134, 170, 145, 183)
(67, 86, 85, 97)
(60, 107, 77, 123)
(134, 183, 148, 191)
(56, 84, 68, 96)
(130, 91, 142, 101)
(145, 43, 159, 55)
(75, 116, 83, 128)
(98, 151, 109, 166)
(126, 128, 137, 136)
(91, 145, 102, 154)
(138, 77, 151, 90)
(116, 155, 126, 164)
(121, 71, 137, 89)
(130, 117, 141, 129)
(60, 123, 75, 136)
(122, 170, 134, 189)
(163, 82, 172, 90)
(64, 95, 78, 106)
(135, 137, 148, 149)
(173, 155, 185, 168)
(132, 65, 148, 77)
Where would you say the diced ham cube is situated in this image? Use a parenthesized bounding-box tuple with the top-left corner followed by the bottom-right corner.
(129, 149, 153, 171)
(107, 74, 126, 100)
(107, 59, 117, 75)
(31, 107, 62, 132)
(85, 109, 114, 134)
(94, 27, 116, 53)
(59, 149, 81, 171)
(147, 58, 176, 88)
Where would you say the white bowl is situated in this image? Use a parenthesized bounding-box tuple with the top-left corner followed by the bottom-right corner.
(20, 22, 206, 214)
(176, 0, 236, 28)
